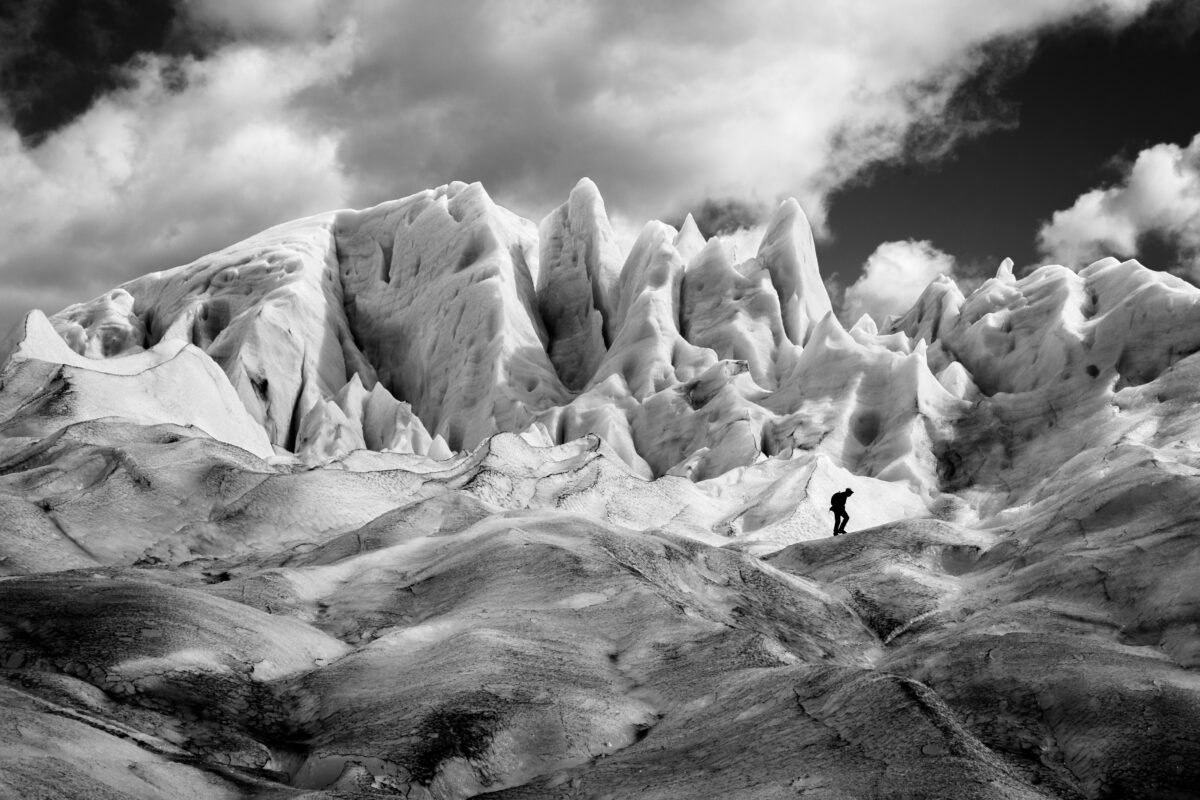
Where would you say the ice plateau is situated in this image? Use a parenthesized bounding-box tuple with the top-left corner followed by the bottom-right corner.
(2, 179, 1200, 799)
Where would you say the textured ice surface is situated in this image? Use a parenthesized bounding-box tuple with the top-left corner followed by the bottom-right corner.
(3, 180, 1200, 798)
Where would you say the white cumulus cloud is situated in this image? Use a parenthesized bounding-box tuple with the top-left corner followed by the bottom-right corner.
(843, 240, 957, 325)
(1037, 133, 1200, 275)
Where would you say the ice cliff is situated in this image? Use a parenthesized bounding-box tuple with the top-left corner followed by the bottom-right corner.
(3, 179, 1200, 799)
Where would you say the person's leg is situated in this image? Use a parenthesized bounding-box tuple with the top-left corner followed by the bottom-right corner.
(832, 512, 839, 536)
(836, 512, 848, 534)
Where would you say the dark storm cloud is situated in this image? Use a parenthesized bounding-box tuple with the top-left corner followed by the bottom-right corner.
(896, 38, 1034, 166)
(0, 0, 178, 140)
(0, 0, 346, 142)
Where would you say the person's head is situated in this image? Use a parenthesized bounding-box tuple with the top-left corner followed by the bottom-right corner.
(846, 488, 853, 494)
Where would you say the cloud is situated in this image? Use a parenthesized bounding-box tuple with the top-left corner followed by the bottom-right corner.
(672, 198, 768, 239)
(0, 0, 180, 139)
(1037, 133, 1200, 276)
(182, 0, 339, 41)
(304, 0, 1159, 229)
(0, 0, 1167, 335)
(0, 35, 354, 318)
(843, 240, 957, 325)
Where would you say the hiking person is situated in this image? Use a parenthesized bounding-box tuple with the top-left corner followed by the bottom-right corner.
(830, 488, 853, 536)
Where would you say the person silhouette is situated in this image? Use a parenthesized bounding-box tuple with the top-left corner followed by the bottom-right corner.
(830, 488, 853, 536)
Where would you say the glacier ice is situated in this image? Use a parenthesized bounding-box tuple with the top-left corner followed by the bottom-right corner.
(3, 179, 1200, 798)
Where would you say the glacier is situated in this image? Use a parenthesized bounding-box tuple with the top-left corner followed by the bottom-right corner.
(2, 179, 1200, 798)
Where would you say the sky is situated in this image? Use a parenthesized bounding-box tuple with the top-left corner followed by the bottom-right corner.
(2, 0, 1200, 334)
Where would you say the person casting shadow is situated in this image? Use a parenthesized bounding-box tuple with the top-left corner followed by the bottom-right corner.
(830, 488, 853, 536)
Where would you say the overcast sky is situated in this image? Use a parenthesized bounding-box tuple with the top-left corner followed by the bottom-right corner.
(2, 0, 1199, 333)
